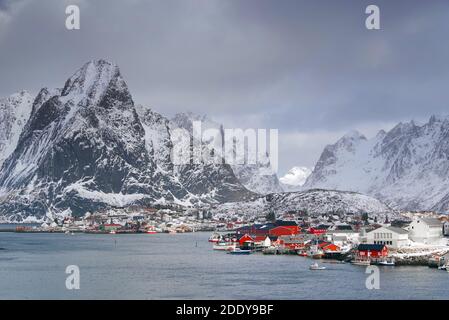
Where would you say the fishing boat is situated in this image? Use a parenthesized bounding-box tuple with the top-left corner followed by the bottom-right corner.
(208, 233, 221, 243)
(297, 250, 308, 257)
(213, 242, 236, 251)
(227, 248, 252, 255)
(438, 262, 449, 271)
(146, 226, 157, 234)
(309, 262, 326, 270)
(307, 245, 324, 259)
(377, 258, 395, 266)
(351, 258, 370, 266)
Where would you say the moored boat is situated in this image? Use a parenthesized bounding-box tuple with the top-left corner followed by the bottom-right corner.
(307, 245, 324, 259)
(227, 248, 252, 255)
(377, 258, 395, 266)
(213, 242, 236, 251)
(146, 226, 157, 234)
(309, 262, 326, 270)
(351, 258, 370, 266)
(208, 233, 221, 243)
(297, 250, 308, 257)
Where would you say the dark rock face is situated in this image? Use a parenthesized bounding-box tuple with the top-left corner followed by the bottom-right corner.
(0, 60, 253, 221)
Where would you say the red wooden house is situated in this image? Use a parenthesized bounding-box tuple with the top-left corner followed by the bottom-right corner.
(238, 234, 255, 246)
(276, 235, 305, 250)
(274, 220, 300, 235)
(269, 226, 297, 237)
(356, 244, 388, 258)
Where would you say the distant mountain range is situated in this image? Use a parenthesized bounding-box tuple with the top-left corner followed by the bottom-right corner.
(1, 59, 446, 221)
(304, 118, 449, 213)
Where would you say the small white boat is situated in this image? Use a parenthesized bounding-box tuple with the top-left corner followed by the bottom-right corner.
(309, 263, 326, 270)
(213, 242, 236, 251)
(378, 258, 395, 266)
(227, 248, 252, 255)
(351, 258, 371, 266)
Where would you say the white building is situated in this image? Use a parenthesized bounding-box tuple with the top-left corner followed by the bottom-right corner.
(366, 226, 409, 249)
(325, 230, 360, 245)
(407, 217, 443, 244)
(262, 236, 272, 248)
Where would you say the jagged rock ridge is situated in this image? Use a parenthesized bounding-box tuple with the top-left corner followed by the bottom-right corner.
(0, 60, 253, 221)
(304, 118, 449, 213)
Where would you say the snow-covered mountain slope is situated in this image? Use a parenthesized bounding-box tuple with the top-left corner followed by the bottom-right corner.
(138, 105, 254, 204)
(280, 166, 312, 191)
(303, 117, 449, 213)
(212, 189, 394, 220)
(0, 60, 253, 221)
(0, 91, 33, 166)
(171, 112, 284, 195)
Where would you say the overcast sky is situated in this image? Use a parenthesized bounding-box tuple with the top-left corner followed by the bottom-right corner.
(1, 0, 449, 175)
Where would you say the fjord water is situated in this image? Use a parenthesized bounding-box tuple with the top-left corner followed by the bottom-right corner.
(0, 229, 447, 299)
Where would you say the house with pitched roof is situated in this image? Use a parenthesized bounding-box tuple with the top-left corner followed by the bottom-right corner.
(407, 217, 443, 244)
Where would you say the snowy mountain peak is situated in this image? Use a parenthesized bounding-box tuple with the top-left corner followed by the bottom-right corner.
(0, 60, 254, 221)
(304, 115, 449, 213)
(280, 166, 313, 189)
(342, 130, 366, 141)
(61, 59, 123, 104)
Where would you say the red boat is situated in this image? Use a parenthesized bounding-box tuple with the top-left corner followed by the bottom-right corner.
(298, 250, 308, 257)
(208, 233, 221, 243)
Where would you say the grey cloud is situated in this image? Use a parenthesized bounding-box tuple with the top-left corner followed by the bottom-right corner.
(0, 0, 448, 174)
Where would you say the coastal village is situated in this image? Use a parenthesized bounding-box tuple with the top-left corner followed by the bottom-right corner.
(10, 204, 449, 271)
(208, 211, 449, 270)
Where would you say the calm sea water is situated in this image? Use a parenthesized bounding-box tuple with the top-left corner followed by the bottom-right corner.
(0, 227, 448, 299)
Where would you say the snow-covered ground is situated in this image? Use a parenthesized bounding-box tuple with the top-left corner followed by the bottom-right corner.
(212, 189, 396, 221)
(392, 238, 449, 258)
